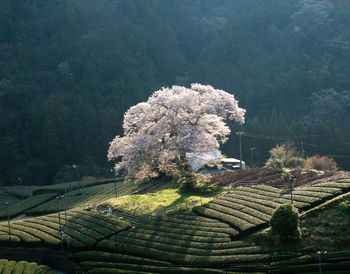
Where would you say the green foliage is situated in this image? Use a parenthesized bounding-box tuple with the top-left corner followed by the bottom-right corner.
(0, 210, 130, 248)
(266, 143, 304, 169)
(270, 203, 301, 242)
(1, 0, 350, 185)
(339, 200, 350, 213)
(0, 260, 53, 274)
(0, 193, 56, 218)
(27, 180, 140, 214)
(73, 251, 173, 267)
(193, 206, 255, 231)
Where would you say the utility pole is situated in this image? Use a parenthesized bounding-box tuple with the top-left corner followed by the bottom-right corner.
(72, 164, 81, 194)
(5, 201, 11, 238)
(62, 195, 69, 249)
(317, 250, 326, 274)
(289, 175, 295, 205)
(250, 147, 255, 167)
(236, 132, 244, 169)
(56, 195, 63, 250)
(301, 140, 305, 159)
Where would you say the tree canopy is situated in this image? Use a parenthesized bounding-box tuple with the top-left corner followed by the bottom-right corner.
(108, 84, 245, 180)
(1, 0, 350, 185)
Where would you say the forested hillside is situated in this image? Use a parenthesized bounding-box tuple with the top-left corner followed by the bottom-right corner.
(1, 0, 350, 185)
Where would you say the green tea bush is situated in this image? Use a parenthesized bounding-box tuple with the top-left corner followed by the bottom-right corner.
(119, 229, 230, 243)
(222, 196, 275, 215)
(339, 199, 350, 213)
(73, 251, 172, 266)
(205, 203, 264, 225)
(134, 223, 230, 239)
(213, 199, 271, 221)
(270, 203, 301, 242)
(147, 219, 238, 237)
(109, 233, 247, 250)
(193, 206, 254, 231)
(226, 193, 281, 211)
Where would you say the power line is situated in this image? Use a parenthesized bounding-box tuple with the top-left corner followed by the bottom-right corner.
(239, 132, 289, 141)
(303, 142, 350, 154)
(327, 155, 350, 158)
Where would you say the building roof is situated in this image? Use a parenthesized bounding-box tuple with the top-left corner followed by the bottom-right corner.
(186, 150, 222, 171)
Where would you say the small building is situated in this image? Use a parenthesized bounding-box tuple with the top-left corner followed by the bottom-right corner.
(186, 150, 245, 173)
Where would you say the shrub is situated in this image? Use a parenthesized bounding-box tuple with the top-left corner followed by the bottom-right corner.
(339, 200, 350, 213)
(266, 142, 304, 169)
(305, 155, 338, 171)
(270, 203, 301, 242)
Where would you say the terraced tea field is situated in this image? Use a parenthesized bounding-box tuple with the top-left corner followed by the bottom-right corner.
(0, 259, 54, 274)
(0, 178, 153, 218)
(1, 169, 350, 273)
(194, 179, 350, 234)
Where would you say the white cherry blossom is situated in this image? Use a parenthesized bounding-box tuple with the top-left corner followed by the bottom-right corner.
(108, 83, 246, 180)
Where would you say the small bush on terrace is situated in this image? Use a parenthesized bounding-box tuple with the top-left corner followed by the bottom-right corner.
(305, 155, 338, 171)
(265, 142, 304, 169)
(270, 203, 301, 242)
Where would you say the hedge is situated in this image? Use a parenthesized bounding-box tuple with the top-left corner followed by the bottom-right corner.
(145, 220, 239, 237)
(232, 190, 310, 208)
(0, 260, 55, 274)
(193, 207, 254, 231)
(72, 251, 173, 267)
(204, 203, 263, 226)
(269, 261, 350, 273)
(0, 193, 56, 218)
(248, 184, 281, 193)
(271, 250, 350, 267)
(236, 188, 284, 200)
(104, 232, 250, 250)
(291, 190, 334, 198)
(70, 210, 130, 231)
(109, 235, 268, 256)
(224, 193, 280, 212)
(296, 186, 342, 194)
(23, 262, 39, 274)
(212, 199, 271, 221)
(117, 229, 230, 243)
(61, 213, 113, 236)
(284, 194, 319, 204)
(111, 243, 271, 266)
(12, 222, 60, 246)
(42, 215, 103, 243)
(35, 265, 55, 274)
(229, 190, 289, 205)
(88, 269, 147, 274)
(167, 212, 220, 223)
(0, 233, 21, 242)
(22, 218, 85, 248)
(12, 261, 26, 273)
(221, 196, 275, 215)
(2, 260, 15, 274)
(157, 215, 230, 228)
(27, 181, 144, 214)
(81, 262, 224, 273)
(0, 224, 40, 243)
(135, 223, 231, 239)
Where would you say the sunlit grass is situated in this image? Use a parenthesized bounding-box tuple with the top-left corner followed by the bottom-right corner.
(100, 181, 217, 216)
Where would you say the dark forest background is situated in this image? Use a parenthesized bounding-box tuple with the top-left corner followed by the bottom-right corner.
(1, 0, 350, 185)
